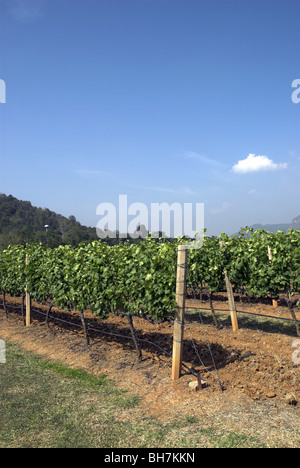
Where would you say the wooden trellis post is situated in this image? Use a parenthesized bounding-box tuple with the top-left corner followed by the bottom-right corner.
(224, 271, 239, 332)
(267, 246, 278, 308)
(219, 241, 239, 332)
(25, 254, 31, 327)
(172, 245, 188, 380)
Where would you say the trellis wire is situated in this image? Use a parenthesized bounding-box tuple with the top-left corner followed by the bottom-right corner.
(185, 264, 224, 391)
(28, 305, 197, 376)
(186, 305, 299, 323)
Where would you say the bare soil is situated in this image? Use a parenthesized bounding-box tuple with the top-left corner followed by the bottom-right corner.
(1, 294, 300, 448)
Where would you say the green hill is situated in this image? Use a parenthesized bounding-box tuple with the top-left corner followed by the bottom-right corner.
(1, 193, 299, 250)
(0, 194, 98, 249)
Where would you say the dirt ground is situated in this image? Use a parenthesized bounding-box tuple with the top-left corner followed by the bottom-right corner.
(1, 294, 300, 448)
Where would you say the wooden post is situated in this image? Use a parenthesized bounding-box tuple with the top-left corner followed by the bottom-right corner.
(3, 292, 8, 319)
(224, 271, 239, 332)
(25, 292, 31, 327)
(267, 246, 278, 308)
(172, 245, 187, 380)
(219, 240, 238, 332)
(80, 310, 90, 347)
(25, 254, 31, 327)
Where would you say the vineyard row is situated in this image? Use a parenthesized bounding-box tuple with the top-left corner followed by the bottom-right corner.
(0, 227, 299, 326)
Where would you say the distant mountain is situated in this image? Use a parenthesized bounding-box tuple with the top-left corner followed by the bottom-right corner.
(234, 215, 300, 236)
(291, 215, 300, 230)
(245, 223, 291, 233)
(0, 193, 98, 249)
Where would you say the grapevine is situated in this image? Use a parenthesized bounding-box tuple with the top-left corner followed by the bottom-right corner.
(0, 228, 299, 339)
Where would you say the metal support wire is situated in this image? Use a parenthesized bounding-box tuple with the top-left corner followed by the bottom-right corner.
(3, 284, 221, 385)
(186, 305, 299, 323)
(30, 306, 196, 375)
(185, 262, 224, 391)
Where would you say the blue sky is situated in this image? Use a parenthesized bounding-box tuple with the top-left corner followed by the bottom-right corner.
(0, 0, 299, 235)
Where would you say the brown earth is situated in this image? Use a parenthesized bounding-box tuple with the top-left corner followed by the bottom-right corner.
(1, 294, 300, 447)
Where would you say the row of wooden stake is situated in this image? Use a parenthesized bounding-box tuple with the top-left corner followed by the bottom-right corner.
(171, 243, 286, 379)
(25, 255, 31, 327)
(23, 249, 239, 381)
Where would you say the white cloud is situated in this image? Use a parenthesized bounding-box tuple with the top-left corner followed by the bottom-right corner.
(210, 202, 232, 215)
(129, 184, 201, 196)
(248, 189, 257, 195)
(185, 151, 219, 165)
(9, 0, 44, 23)
(74, 169, 111, 179)
(130, 184, 177, 194)
(183, 187, 200, 196)
(232, 153, 288, 174)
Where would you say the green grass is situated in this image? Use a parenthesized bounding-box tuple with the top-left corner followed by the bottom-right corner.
(0, 341, 266, 448)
